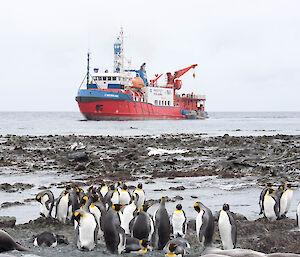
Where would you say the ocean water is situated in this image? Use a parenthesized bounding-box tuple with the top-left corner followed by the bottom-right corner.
(0, 111, 300, 136)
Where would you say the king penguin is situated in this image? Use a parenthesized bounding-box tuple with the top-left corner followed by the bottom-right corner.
(218, 203, 237, 250)
(103, 204, 126, 254)
(36, 190, 54, 218)
(89, 193, 107, 239)
(34, 231, 57, 247)
(125, 236, 150, 253)
(119, 184, 131, 205)
(121, 194, 138, 235)
(276, 185, 287, 218)
(55, 190, 71, 223)
(133, 183, 145, 210)
(171, 204, 187, 238)
(132, 203, 154, 241)
(73, 209, 98, 251)
(164, 237, 190, 257)
(263, 188, 279, 221)
(284, 183, 294, 216)
(153, 197, 171, 250)
(194, 201, 215, 246)
(259, 183, 273, 215)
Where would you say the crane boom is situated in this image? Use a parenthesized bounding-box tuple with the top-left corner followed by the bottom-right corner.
(167, 64, 197, 85)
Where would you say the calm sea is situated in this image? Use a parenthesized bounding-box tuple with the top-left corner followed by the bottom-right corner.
(0, 112, 299, 137)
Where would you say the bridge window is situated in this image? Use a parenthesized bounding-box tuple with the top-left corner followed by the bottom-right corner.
(155, 100, 158, 105)
(103, 77, 107, 81)
(159, 100, 161, 105)
(99, 77, 102, 81)
(168, 101, 170, 105)
(112, 77, 116, 81)
(108, 77, 111, 81)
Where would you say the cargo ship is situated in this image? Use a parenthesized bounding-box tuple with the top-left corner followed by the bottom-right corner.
(75, 28, 208, 120)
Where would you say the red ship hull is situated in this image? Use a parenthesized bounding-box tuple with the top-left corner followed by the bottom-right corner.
(78, 100, 183, 120)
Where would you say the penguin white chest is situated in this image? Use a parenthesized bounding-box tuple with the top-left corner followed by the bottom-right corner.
(119, 190, 131, 205)
(285, 189, 293, 214)
(78, 214, 97, 250)
(57, 195, 69, 222)
(196, 210, 204, 242)
(121, 204, 136, 234)
(218, 210, 234, 250)
(40, 195, 50, 216)
(172, 210, 186, 237)
(264, 195, 277, 220)
(100, 186, 108, 197)
(279, 191, 288, 216)
(111, 191, 120, 205)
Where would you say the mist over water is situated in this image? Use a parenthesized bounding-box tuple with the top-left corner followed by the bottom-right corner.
(0, 112, 300, 136)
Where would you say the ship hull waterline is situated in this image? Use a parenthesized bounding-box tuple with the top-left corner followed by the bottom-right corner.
(77, 99, 185, 121)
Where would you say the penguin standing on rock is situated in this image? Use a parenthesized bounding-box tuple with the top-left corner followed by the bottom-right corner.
(103, 204, 126, 254)
(36, 190, 54, 218)
(73, 210, 98, 251)
(259, 183, 273, 215)
(194, 201, 215, 246)
(132, 203, 154, 241)
(263, 188, 279, 221)
(55, 190, 71, 223)
(133, 183, 145, 210)
(119, 184, 131, 205)
(171, 204, 187, 238)
(153, 197, 171, 250)
(121, 194, 138, 235)
(284, 184, 294, 216)
(218, 204, 237, 250)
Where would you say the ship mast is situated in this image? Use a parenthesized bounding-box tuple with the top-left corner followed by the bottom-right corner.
(113, 27, 124, 73)
(86, 52, 90, 87)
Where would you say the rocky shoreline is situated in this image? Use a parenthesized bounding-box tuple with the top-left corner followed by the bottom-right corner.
(0, 134, 300, 255)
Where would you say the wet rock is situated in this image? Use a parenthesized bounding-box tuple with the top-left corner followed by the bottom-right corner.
(67, 152, 89, 162)
(1, 201, 25, 208)
(169, 185, 186, 191)
(74, 164, 86, 171)
(0, 216, 16, 227)
(0, 183, 34, 192)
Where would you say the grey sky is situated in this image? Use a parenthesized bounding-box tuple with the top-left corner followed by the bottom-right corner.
(0, 0, 299, 112)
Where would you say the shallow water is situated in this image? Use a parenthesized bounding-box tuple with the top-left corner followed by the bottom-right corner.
(0, 111, 300, 137)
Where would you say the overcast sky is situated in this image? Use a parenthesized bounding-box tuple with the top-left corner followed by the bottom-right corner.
(0, 0, 299, 112)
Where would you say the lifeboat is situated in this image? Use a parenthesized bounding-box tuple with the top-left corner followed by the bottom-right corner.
(131, 77, 145, 88)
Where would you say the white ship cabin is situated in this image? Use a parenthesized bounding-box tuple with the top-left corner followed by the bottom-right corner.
(91, 71, 135, 90)
(141, 87, 174, 107)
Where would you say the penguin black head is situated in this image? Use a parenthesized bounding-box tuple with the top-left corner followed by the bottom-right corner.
(223, 203, 230, 211)
(140, 239, 150, 248)
(73, 211, 84, 223)
(194, 202, 201, 213)
(268, 188, 275, 194)
(112, 204, 123, 211)
(278, 185, 284, 190)
(62, 190, 68, 195)
(90, 193, 99, 203)
(81, 195, 88, 206)
(117, 181, 122, 187)
(87, 186, 94, 193)
(66, 185, 72, 191)
(109, 185, 115, 191)
(141, 203, 152, 212)
(168, 243, 178, 253)
(122, 184, 128, 190)
(176, 204, 182, 210)
(286, 183, 293, 189)
(137, 183, 143, 189)
(265, 183, 273, 187)
(36, 195, 41, 203)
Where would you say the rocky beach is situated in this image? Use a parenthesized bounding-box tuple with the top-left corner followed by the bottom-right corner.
(0, 133, 300, 256)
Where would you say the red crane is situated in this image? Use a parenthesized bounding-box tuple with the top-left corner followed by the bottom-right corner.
(166, 64, 197, 90)
(150, 74, 163, 87)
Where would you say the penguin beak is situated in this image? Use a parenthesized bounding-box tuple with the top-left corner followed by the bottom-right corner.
(36, 196, 41, 202)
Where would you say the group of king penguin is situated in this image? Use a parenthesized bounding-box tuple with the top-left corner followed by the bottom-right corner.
(35, 181, 239, 256)
(259, 183, 296, 221)
(35, 181, 300, 256)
